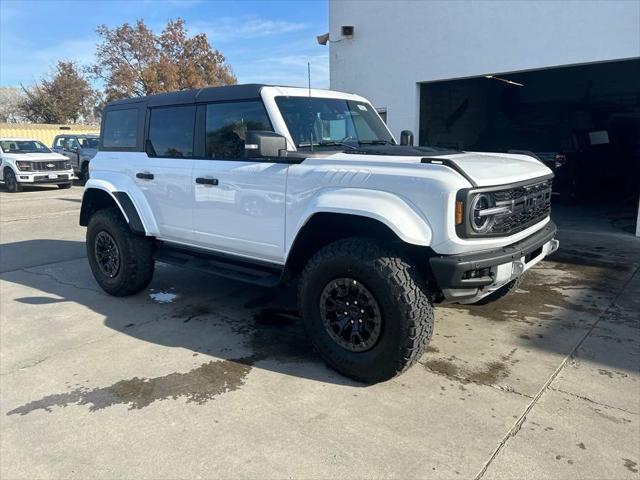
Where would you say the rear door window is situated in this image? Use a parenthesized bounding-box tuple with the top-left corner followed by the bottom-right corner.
(147, 105, 196, 158)
(102, 108, 139, 148)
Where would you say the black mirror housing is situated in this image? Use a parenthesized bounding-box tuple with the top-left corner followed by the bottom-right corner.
(400, 130, 414, 146)
(245, 131, 287, 158)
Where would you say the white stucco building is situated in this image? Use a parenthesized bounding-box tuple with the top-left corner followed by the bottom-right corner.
(328, 0, 640, 233)
(329, 0, 640, 139)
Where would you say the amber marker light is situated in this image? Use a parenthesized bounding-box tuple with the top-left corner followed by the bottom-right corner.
(455, 201, 464, 225)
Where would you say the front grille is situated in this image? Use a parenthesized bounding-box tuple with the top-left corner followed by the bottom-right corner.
(31, 160, 68, 171)
(491, 179, 552, 235)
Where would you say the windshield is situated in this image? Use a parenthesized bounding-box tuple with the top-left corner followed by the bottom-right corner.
(275, 96, 394, 148)
(0, 140, 52, 154)
(79, 137, 99, 149)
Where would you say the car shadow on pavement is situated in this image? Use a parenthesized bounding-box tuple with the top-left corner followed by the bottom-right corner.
(2, 236, 638, 393)
(2, 239, 360, 389)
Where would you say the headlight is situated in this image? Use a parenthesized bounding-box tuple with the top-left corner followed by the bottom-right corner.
(15, 161, 32, 171)
(469, 193, 496, 233)
(65, 162, 72, 169)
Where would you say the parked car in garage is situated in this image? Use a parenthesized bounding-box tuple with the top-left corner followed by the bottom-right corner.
(52, 134, 99, 183)
(0, 138, 75, 192)
(474, 127, 579, 202)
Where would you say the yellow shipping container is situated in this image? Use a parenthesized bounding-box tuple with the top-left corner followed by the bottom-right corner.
(0, 123, 99, 147)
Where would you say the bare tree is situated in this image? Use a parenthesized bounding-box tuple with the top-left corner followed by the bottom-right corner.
(90, 18, 236, 101)
(20, 61, 97, 124)
(0, 87, 26, 123)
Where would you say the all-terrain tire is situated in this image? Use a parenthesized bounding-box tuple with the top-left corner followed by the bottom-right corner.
(4, 168, 22, 192)
(86, 207, 155, 296)
(80, 162, 90, 184)
(475, 273, 527, 305)
(298, 237, 434, 383)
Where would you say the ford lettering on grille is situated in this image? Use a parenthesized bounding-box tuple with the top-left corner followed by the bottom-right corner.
(491, 179, 552, 235)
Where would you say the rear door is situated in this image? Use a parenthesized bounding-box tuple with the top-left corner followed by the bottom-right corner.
(100, 105, 194, 242)
(138, 105, 196, 242)
(190, 100, 288, 264)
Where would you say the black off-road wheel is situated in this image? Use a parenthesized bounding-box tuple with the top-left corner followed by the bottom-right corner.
(4, 169, 22, 193)
(298, 238, 434, 383)
(58, 183, 72, 189)
(86, 207, 155, 296)
(476, 273, 527, 305)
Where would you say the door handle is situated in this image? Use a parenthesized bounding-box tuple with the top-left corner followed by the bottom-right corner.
(136, 172, 154, 180)
(195, 177, 219, 186)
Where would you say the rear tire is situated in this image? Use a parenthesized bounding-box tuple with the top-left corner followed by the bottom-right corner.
(80, 162, 90, 184)
(299, 238, 434, 383)
(476, 273, 527, 305)
(87, 207, 155, 296)
(4, 169, 22, 192)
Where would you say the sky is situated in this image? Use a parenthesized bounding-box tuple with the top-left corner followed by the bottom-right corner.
(0, 0, 329, 89)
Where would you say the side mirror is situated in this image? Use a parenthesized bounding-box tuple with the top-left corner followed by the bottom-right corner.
(245, 131, 287, 158)
(400, 130, 414, 146)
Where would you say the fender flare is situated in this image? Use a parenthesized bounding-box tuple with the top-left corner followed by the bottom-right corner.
(81, 178, 158, 235)
(288, 188, 433, 253)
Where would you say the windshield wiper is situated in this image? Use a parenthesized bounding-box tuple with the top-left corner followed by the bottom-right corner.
(357, 140, 391, 145)
(298, 141, 359, 150)
(318, 141, 358, 150)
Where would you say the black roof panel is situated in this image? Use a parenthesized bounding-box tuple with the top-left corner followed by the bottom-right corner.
(105, 84, 267, 109)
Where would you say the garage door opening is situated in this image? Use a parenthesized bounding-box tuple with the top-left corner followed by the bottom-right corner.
(419, 58, 640, 235)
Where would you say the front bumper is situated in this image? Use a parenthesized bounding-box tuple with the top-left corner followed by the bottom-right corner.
(16, 171, 75, 183)
(429, 222, 559, 304)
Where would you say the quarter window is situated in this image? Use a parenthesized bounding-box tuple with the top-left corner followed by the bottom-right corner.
(147, 106, 196, 158)
(103, 108, 139, 148)
(205, 101, 272, 159)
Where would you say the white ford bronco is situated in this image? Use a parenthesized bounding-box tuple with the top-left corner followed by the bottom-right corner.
(81, 84, 559, 382)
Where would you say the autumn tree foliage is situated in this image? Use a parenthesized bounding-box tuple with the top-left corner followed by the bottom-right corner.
(20, 61, 97, 124)
(90, 18, 236, 101)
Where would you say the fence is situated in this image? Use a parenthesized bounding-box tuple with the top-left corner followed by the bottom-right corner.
(0, 123, 99, 147)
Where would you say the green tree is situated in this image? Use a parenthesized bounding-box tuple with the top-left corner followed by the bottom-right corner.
(20, 61, 96, 124)
(90, 18, 236, 101)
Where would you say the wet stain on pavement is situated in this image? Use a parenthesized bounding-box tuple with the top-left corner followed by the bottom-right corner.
(623, 458, 638, 473)
(446, 267, 609, 325)
(7, 358, 252, 416)
(423, 348, 517, 386)
(7, 305, 319, 416)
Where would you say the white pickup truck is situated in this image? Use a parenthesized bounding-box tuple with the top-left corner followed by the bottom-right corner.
(1, 138, 74, 192)
(80, 84, 558, 382)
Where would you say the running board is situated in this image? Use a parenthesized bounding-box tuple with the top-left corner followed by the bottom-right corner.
(154, 243, 284, 287)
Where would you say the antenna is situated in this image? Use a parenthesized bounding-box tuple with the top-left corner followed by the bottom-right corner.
(308, 61, 314, 152)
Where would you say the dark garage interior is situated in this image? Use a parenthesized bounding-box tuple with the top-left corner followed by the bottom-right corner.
(419, 58, 640, 233)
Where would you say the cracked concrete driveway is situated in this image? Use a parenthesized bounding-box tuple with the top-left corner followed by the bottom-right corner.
(1, 185, 639, 479)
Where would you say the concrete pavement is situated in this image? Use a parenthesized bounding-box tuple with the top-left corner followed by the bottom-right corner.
(1, 184, 638, 479)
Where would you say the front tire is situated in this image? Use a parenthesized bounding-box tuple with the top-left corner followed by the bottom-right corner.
(58, 183, 72, 189)
(299, 238, 434, 383)
(86, 207, 155, 296)
(4, 169, 22, 192)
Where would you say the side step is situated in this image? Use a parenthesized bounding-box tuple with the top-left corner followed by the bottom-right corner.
(154, 243, 284, 287)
